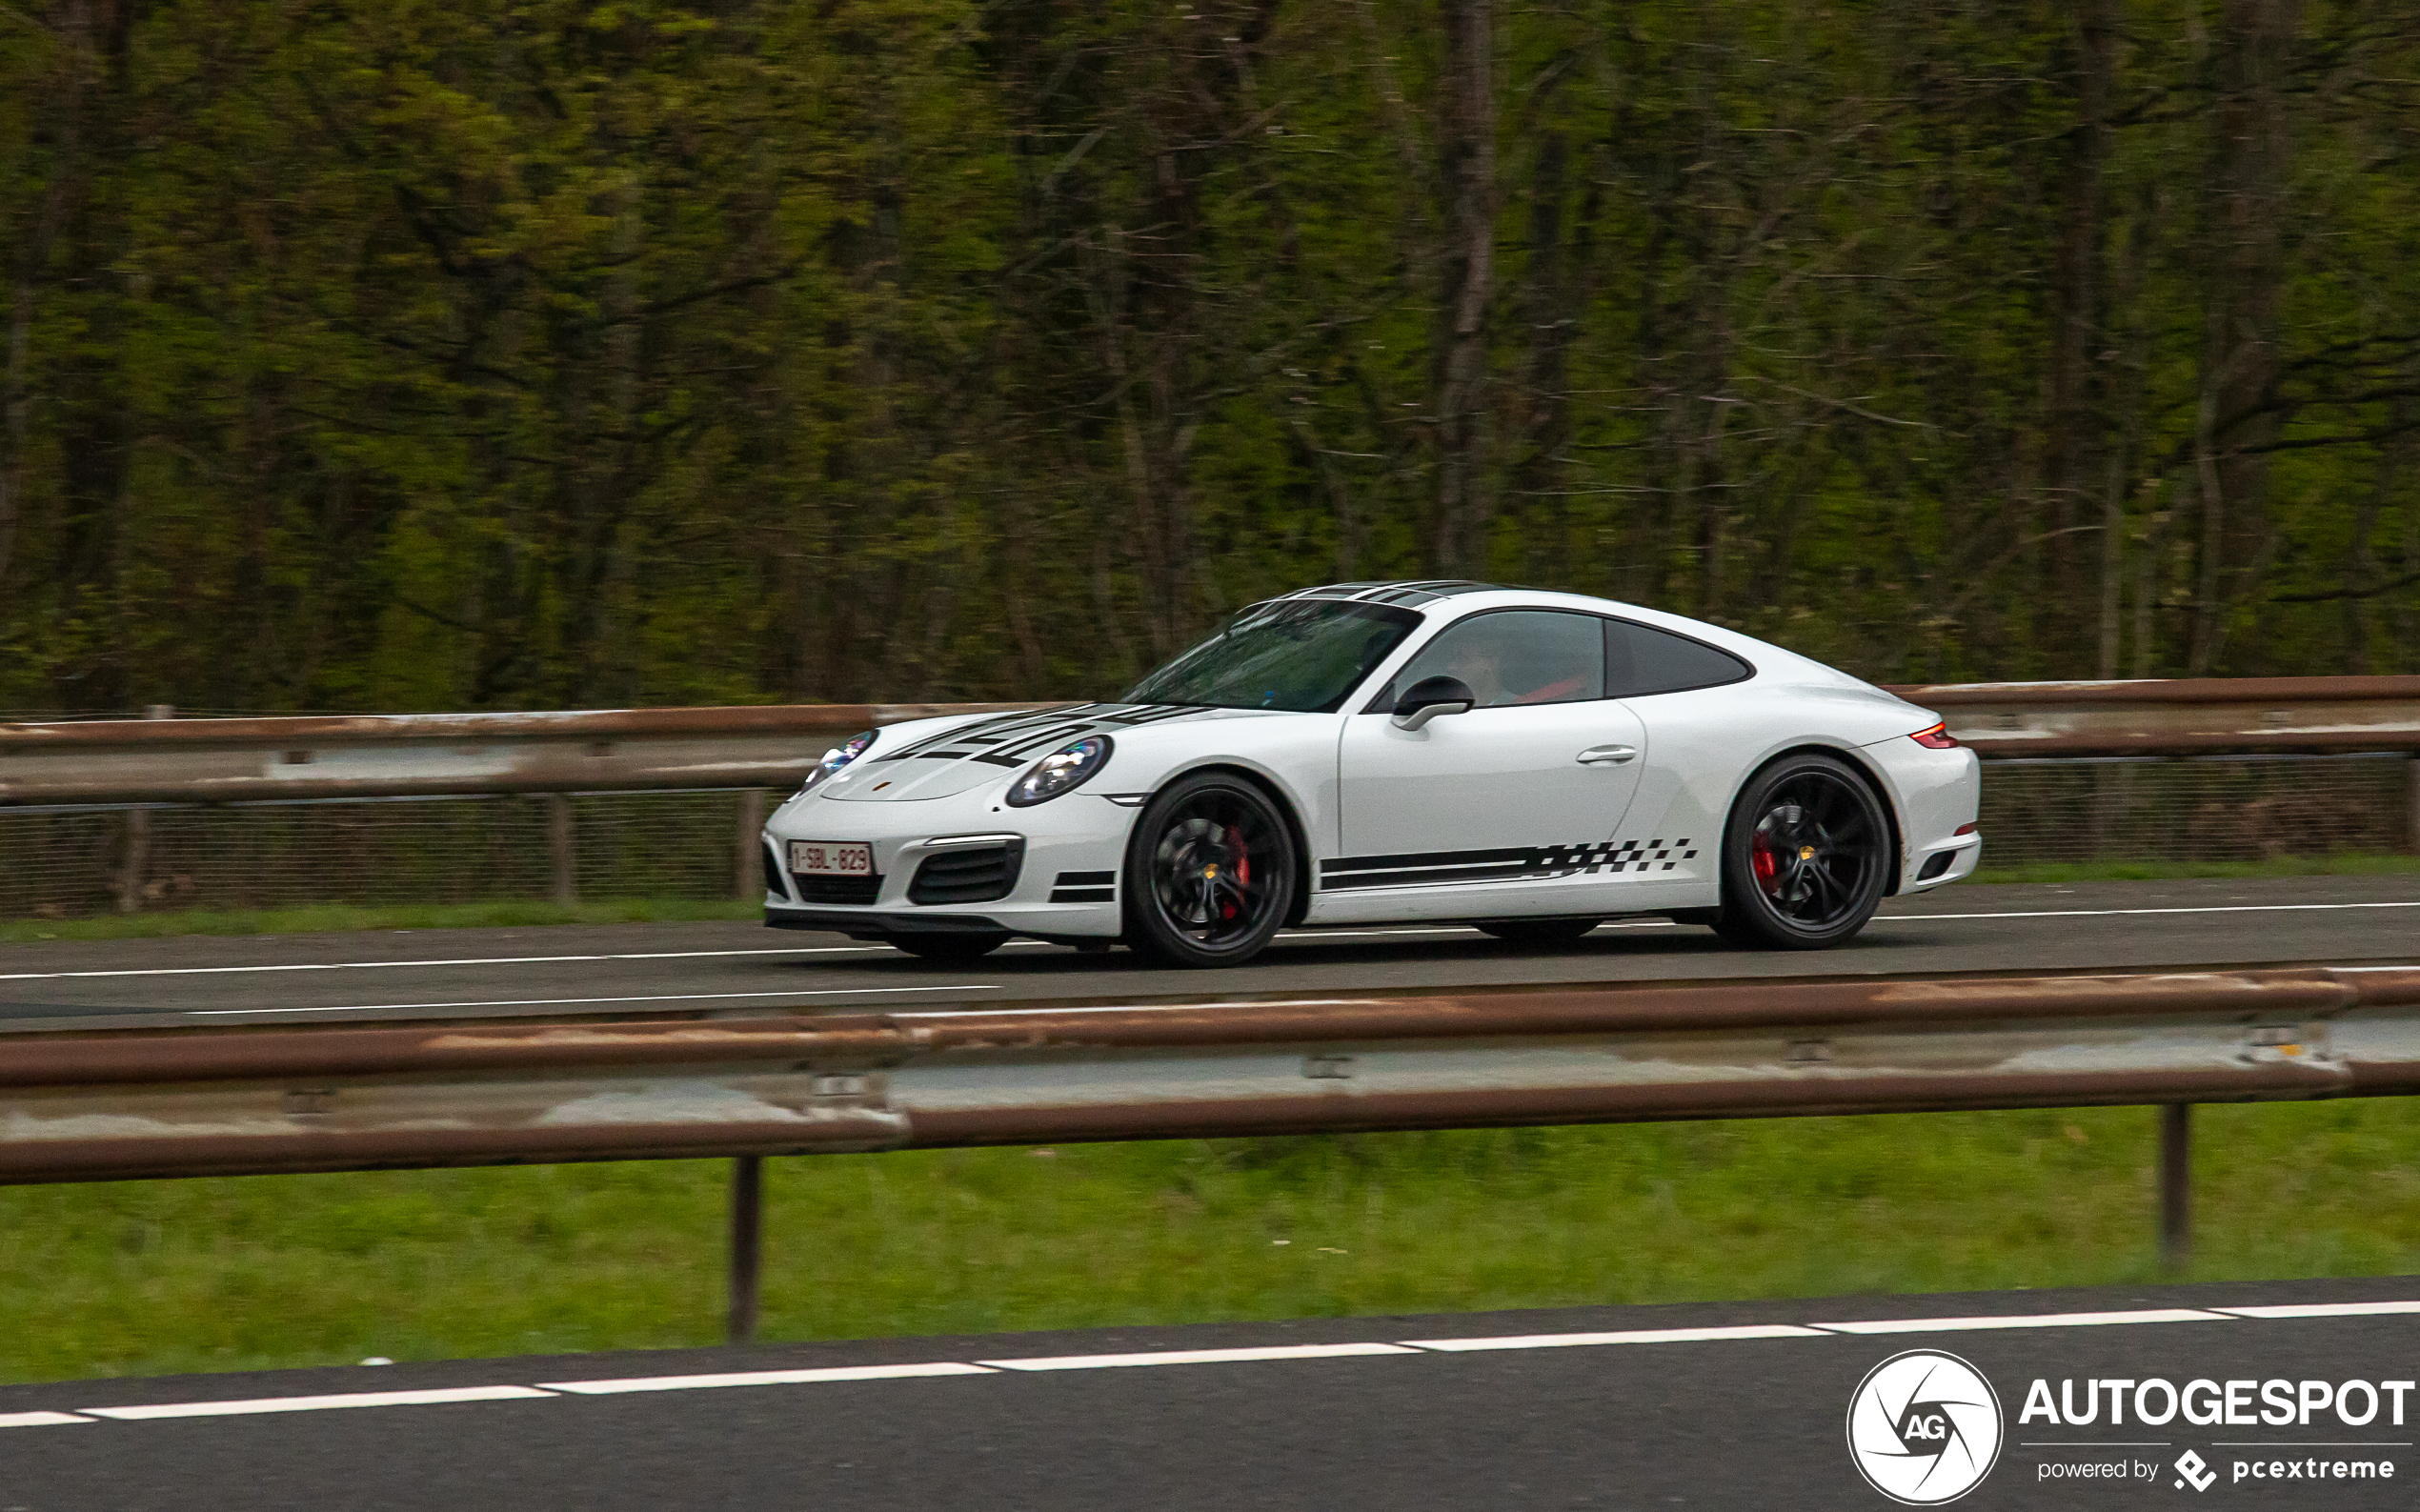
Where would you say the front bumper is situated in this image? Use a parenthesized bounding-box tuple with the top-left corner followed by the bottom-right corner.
(761, 781, 1133, 939)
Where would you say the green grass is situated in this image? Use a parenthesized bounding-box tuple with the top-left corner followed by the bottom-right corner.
(1969, 852, 2420, 885)
(4, 1101, 2417, 1384)
(0, 897, 758, 945)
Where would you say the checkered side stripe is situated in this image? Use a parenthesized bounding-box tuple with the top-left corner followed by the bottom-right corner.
(1319, 839, 1699, 892)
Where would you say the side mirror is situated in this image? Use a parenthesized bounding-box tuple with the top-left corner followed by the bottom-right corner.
(1391, 675, 1477, 732)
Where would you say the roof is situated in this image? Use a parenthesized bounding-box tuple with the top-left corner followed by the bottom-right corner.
(1266, 580, 1507, 608)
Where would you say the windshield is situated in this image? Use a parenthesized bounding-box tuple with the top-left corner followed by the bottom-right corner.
(1122, 599, 1422, 713)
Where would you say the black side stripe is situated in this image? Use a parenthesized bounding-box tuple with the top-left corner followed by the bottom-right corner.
(1320, 839, 1698, 891)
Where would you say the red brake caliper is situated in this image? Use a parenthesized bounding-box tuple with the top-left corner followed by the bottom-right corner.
(1224, 826, 1250, 919)
(1751, 833, 1778, 890)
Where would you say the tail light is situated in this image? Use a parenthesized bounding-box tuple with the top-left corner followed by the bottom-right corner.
(1909, 723, 1959, 750)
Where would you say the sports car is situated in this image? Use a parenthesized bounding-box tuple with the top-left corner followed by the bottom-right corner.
(762, 580, 1981, 966)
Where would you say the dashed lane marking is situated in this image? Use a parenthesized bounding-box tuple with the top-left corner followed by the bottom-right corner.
(80, 1385, 555, 1421)
(1809, 1308, 2227, 1334)
(13, 1300, 2412, 1429)
(978, 1343, 1422, 1371)
(2210, 1300, 2420, 1320)
(1878, 901, 2420, 923)
(18, 898, 2415, 988)
(1404, 1323, 1828, 1352)
(540, 1362, 994, 1395)
(180, 984, 1004, 1018)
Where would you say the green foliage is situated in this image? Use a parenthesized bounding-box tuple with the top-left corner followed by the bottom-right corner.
(3, 1101, 2417, 1382)
(3, 0, 2417, 713)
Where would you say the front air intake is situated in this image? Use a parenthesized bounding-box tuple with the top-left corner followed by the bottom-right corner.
(909, 840, 1025, 905)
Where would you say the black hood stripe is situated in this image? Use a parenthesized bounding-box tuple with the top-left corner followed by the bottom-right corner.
(877, 703, 1207, 768)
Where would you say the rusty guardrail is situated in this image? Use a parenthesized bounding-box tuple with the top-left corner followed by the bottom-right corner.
(7, 965, 2419, 1185)
(1894, 675, 2420, 757)
(0, 703, 1050, 805)
(3, 676, 2419, 808)
(12, 964, 2419, 1339)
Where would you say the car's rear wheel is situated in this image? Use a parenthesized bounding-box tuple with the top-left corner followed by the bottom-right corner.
(890, 933, 1009, 962)
(1475, 919, 1601, 947)
(1713, 753, 1890, 950)
(1124, 773, 1297, 968)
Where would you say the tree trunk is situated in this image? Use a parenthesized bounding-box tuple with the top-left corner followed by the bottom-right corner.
(1431, 0, 1496, 575)
(2188, 0, 2301, 674)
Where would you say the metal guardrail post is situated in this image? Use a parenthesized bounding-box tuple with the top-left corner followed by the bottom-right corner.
(546, 795, 576, 908)
(2160, 1103, 2192, 1272)
(114, 705, 174, 913)
(735, 789, 766, 900)
(2409, 757, 2420, 853)
(728, 1155, 764, 1346)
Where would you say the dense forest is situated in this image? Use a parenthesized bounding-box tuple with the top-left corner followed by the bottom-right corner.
(3, 0, 2418, 713)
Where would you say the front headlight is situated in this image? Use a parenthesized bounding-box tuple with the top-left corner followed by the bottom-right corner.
(799, 729, 877, 795)
(1006, 736, 1111, 807)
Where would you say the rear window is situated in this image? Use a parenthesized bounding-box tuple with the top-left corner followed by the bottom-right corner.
(1605, 620, 1752, 697)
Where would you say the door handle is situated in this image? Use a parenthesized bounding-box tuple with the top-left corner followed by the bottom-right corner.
(1576, 744, 1638, 765)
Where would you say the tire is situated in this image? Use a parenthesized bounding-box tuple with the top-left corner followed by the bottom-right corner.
(1712, 753, 1891, 950)
(890, 933, 1009, 962)
(1475, 919, 1602, 947)
(1123, 772, 1299, 968)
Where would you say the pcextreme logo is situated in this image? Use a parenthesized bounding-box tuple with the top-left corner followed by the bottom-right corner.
(1846, 1350, 2007, 1504)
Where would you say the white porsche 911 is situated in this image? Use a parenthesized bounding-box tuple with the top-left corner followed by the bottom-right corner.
(762, 580, 1981, 967)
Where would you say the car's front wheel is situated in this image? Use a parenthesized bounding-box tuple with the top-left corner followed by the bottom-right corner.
(1713, 753, 1890, 950)
(1124, 773, 1297, 968)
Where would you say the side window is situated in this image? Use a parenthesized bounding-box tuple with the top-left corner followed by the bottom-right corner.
(1384, 611, 1606, 709)
(1605, 619, 1753, 697)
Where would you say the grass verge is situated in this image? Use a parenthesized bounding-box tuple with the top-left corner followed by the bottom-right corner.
(4, 1100, 2416, 1384)
(0, 897, 759, 945)
(1969, 852, 2420, 885)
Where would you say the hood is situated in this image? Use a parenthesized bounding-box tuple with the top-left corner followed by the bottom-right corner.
(820, 702, 1243, 803)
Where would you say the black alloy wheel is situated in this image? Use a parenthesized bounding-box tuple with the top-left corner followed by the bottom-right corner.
(890, 933, 1009, 962)
(1475, 918, 1602, 947)
(1713, 753, 1891, 950)
(1124, 773, 1298, 968)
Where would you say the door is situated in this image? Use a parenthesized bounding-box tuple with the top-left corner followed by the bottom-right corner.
(1328, 609, 1649, 911)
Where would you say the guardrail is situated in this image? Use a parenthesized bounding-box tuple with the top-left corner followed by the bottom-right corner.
(4, 676, 2418, 809)
(1898, 675, 2420, 757)
(7, 966, 2417, 1339)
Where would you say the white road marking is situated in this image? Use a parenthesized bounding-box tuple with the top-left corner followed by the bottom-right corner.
(0, 946, 894, 982)
(1810, 1308, 2228, 1335)
(1403, 1323, 1826, 1352)
(183, 985, 1001, 1017)
(2209, 1300, 2420, 1320)
(894, 998, 1374, 1018)
(81, 1385, 554, 1420)
(8, 899, 2410, 991)
(1880, 901, 2420, 923)
(10, 1300, 2416, 1428)
(540, 1362, 993, 1395)
(977, 1342, 1421, 1371)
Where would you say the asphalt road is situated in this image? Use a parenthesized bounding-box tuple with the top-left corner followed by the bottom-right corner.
(4, 1277, 2419, 1510)
(2, 875, 2416, 1031)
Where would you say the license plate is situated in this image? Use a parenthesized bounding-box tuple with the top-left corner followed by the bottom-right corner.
(788, 840, 874, 877)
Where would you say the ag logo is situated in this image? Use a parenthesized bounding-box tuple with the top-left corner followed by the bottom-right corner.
(1845, 1350, 2004, 1504)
